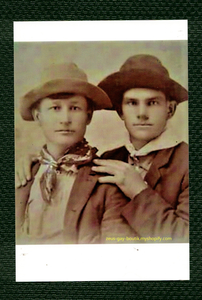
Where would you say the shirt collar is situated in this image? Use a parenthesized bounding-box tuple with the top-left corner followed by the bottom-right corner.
(125, 123, 183, 157)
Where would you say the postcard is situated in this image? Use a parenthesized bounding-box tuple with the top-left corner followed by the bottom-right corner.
(15, 20, 189, 281)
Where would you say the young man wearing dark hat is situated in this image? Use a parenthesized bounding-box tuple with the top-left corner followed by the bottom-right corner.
(16, 63, 133, 245)
(93, 55, 189, 242)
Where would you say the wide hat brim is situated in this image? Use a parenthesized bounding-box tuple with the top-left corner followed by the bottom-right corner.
(20, 78, 112, 121)
(98, 69, 188, 111)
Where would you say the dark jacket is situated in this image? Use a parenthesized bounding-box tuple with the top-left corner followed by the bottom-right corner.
(16, 162, 133, 244)
(101, 142, 189, 242)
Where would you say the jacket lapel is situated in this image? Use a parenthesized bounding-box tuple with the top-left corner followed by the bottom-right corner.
(63, 165, 99, 241)
(67, 165, 98, 211)
(116, 146, 129, 162)
(145, 147, 175, 188)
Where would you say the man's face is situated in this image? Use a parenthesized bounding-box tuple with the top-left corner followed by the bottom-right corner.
(35, 95, 91, 153)
(121, 88, 175, 149)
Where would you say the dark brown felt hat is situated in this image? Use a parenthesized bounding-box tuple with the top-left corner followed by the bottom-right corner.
(20, 63, 112, 121)
(98, 54, 188, 112)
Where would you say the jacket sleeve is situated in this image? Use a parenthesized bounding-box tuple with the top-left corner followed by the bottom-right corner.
(15, 182, 31, 242)
(121, 169, 189, 242)
(15, 163, 39, 243)
(100, 184, 135, 243)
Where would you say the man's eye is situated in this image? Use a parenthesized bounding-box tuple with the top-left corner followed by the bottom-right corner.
(126, 100, 137, 105)
(148, 100, 158, 106)
(70, 106, 81, 111)
(53, 106, 61, 111)
(50, 106, 61, 111)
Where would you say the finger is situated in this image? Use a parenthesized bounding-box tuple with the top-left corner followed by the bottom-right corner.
(98, 175, 117, 184)
(15, 172, 22, 188)
(93, 159, 127, 170)
(23, 158, 32, 181)
(92, 165, 116, 175)
(16, 164, 28, 186)
(93, 159, 128, 172)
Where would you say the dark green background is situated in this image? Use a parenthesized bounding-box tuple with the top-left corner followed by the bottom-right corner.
(1, 1, 202, 299)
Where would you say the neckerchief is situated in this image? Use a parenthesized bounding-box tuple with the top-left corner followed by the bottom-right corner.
(38, 139, 98, 204)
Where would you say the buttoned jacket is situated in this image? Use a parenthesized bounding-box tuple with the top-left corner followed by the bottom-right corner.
(101, 142, 189, 242)
(16, 162, 133, 244)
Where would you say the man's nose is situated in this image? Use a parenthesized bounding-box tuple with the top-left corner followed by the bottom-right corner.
(60, 108, 72, 123)
(137, 104, 149, 120)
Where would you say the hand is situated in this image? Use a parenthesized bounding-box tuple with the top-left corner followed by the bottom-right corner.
(15, 152, 39, 188)
(92, 159, 148, 199)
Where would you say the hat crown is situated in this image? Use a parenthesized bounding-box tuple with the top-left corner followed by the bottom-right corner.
(120, 54, 169, 77)
(41, 63, 88, 83)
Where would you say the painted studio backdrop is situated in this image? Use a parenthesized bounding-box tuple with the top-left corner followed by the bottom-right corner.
(14, 41, 188, 158)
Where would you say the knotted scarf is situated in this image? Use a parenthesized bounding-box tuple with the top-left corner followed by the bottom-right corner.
(38, 139, 97, 204)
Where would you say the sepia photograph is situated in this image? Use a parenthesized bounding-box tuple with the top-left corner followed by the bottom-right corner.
(14, 21, 189, 281)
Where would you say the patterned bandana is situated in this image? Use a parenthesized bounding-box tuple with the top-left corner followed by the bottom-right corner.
(38, 139, 98, 204)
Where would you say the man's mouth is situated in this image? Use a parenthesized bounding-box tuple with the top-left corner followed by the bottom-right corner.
(55, 129, 75, 133)
(133, 123, 152, 126)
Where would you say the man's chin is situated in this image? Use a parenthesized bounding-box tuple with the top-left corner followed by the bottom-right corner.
(130, 134, 156, 148)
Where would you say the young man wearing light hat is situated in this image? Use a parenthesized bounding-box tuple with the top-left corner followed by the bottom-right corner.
(16, 63, 133, 245)
(93, 54, 189, 242)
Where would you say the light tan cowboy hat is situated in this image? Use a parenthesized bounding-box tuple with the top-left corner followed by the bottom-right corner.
(98, 54, 188, 113)
(20, 63, 112, 121)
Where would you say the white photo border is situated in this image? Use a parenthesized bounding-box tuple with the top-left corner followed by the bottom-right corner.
(14, 20, 189, 282)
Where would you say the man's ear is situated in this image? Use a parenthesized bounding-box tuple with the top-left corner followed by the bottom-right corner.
(119, 110, 124, 120)
(32, 109, 40, 122)
(86, 110, 93, 125)
(167, 100, 177, 119)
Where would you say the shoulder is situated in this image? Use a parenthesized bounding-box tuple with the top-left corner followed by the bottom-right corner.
(159, 142, 188, 160)
(158, 142, 188, 176)
(170, 142, 188, 163)
(101, 146, 128, 161)
(174, 141, 188, 153)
